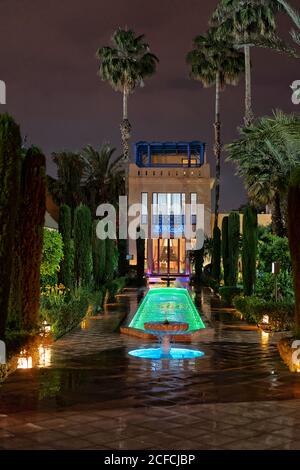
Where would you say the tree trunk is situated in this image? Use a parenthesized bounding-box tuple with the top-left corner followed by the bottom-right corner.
(123, 88, 128, 120)
(213, 72, 221, 229)
(244, 44, 254, 127)
(271, 191, 285, 237)
(121, 88, 131, 194)
(287, 170, 300, 328)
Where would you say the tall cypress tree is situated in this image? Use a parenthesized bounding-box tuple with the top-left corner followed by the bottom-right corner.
(0, 114, 22, 339)
(92, 220, 106, 288)
(20, 147, 46, 330)
(228, 211, 240, 287)
(105, 238, 117, 283)
(242, 206, 258, 296)
(59, 204, 72, 289)
(118, 239, 129, 277)
(221, 216, 230, 286)
(194, 249, 204, 285)
(74, 204, 92, 287)
(211, 225, 221, 282)
(288, 168, 300, 329)
(136, 228, 145, 285)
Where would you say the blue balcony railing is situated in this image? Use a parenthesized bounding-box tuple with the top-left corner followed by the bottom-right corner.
(134, 141, 205, 168)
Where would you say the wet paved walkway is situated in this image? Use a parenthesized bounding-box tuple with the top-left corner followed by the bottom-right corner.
(1, 288, 300, 450)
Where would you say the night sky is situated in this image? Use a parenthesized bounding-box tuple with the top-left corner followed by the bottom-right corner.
(0, 0, 299, 210)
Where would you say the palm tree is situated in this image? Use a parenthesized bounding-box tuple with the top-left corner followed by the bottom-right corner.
(96, 29, 159, 195)
(186, 28, 244, 226)
(278, 0, 300, 46)
(81, 144, 124, 211)
(47, 152, 85, 220)
(212, 0, 282, 126)
(226, 110, 300, 236)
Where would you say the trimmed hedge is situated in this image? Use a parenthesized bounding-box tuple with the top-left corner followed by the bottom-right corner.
(41, 290, 89, 339)
(233, 295, 295, 331)
(219, 286, 243, 306)
(104, 277, 127, 303)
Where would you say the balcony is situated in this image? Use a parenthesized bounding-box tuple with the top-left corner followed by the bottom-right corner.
(134, 141, 206, 168)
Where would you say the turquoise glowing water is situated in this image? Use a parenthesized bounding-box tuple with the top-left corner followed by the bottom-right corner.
(128, 348, 205, 360)
(128, 288, 205, 332)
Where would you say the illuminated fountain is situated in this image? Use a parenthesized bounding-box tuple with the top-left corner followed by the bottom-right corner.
(128, 288, 205, 360)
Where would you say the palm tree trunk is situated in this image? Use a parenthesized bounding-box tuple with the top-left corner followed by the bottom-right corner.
(244, 44, 254, 127)
(271, 191, 285, 237)
(123, 88, 128, 119)
(214, 72, 221, 229)
(120, 88, 131, 197)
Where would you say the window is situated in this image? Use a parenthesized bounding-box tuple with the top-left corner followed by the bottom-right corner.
(141, 193, 148, 225)
(182, 158, 198, 166)
(152, 193, 185, 237)
(191, 193, 197, 225)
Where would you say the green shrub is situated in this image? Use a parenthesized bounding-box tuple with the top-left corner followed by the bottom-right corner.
(88, 289, 105, 314)
(233, 296, 261, 324)
(219, 286, 243, 306)
(201, 272, 220, 292)
(255, 271, 294, 302)
(41, 229, 64, 284)
(41, 288, 89, 339)
(104, 277, 127, 303)
(233, 295, 295, 331)
(257, 232, 291, 273)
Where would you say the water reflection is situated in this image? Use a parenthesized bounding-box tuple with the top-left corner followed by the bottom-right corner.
(260, 330, 270, 348)
(38, 345, 52, 367)
(17, 353, 33, 369)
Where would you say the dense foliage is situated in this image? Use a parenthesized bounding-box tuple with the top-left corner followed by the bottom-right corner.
(221, 216, 230, 286)
(0, 114, 22, 339)
(233, 295, 294, 331)
(74, 204, 92, 287)
(228, 211, 240, 286)
(58, 204, 73, 289)
(211, 226, 221, 281)
(41, 229, 64, 283)
(242, 206, 258, 295)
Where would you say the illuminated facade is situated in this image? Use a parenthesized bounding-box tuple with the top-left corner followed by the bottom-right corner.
(128, 141, 214, 276)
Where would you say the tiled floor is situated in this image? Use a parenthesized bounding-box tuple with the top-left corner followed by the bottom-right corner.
(0, 288, 300, 450)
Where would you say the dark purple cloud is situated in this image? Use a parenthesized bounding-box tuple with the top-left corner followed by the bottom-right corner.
(0, 0, 299, 210)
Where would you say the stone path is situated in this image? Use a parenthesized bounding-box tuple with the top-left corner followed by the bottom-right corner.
(0, 288, 300, 450)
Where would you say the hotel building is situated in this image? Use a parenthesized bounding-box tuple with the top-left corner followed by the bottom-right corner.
(128, 141, 214, 277)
